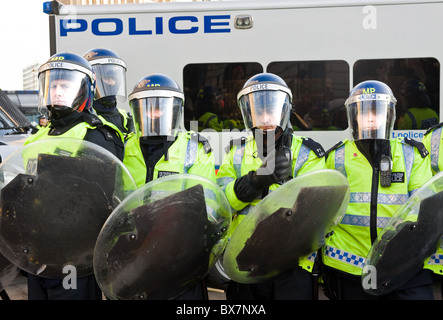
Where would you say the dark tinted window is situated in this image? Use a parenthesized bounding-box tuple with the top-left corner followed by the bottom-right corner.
(267, 60, 350, 131)
(183, 62, 263, 131)
(354, 58, 440, 130)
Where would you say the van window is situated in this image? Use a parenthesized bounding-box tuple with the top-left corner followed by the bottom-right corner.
(353, 58, 440, 130)
(183, 62, 263, 131)
(267, 60, 350, 131)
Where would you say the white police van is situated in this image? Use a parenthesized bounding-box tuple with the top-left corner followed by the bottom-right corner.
(44, 0, 443, 165)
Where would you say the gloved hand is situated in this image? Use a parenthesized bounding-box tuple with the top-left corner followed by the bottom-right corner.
(251, 146, 291, 188)
(234, 145, 291, 203)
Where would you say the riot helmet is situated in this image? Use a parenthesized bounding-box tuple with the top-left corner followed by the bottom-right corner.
(237, 73, 292, 132)
(345, 80, 396, 141)
(129, 73, 184, 137)
(38, 52, 95, 118)
(83, 48, 127, 103)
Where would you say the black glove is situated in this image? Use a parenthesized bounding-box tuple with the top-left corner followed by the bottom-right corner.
(234, 145, 291, 203)
(252, 146, 291, 188)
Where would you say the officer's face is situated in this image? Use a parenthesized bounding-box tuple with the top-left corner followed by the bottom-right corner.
(146, 107, 164, 119)
(50, 79, 77, 107)
(357, 109, 384, 132)
(256, 109, 278, 131)
(102, 75, 116, 86)
(39, 118, 48, 126)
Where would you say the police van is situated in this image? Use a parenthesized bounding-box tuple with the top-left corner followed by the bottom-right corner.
(43, 0, 443, 166)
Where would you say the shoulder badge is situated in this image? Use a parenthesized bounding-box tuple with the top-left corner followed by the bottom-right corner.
(403, 137, 429, 158)
(302, 137, 326, 158)
(191, 132, 212, 154)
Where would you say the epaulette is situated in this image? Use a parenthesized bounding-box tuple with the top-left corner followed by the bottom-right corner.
(325, 140, 344, 158)
(191, 132, 212, 154)
(302, 137, 326, 158)
(82, 113, 103, 127)
(403, 137, 429, 158)
(225, 136, 247, 154)
(424, 122, 443, 136)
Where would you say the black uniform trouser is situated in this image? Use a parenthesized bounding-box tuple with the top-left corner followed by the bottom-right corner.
(323, 267, 435, 300)
(225, 266, 313, 300)
(27, 274, 102, 300)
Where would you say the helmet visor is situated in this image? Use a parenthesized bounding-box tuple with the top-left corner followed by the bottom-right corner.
(238, 89, 291, 131)
(93, 64, 127, 101)
(38, 69, 93, 113)
(130, 94, 183, 137)
(346, 94, 396, 140)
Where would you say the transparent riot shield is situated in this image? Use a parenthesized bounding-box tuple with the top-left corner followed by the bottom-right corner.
(0, 138, 137, 279)
(223, 169, 349, 284)
(362, 171, 443, 296)
(93, 173, 231, 300)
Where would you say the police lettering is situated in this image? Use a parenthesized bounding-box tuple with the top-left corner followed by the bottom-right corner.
(362, 88, 376, 94)
(60, 15, 231, 37)
(107, 58, 122, 64)
(50, 56, 65, 61)
(251, 83, 268, 91)
(49, 62, 64, 68)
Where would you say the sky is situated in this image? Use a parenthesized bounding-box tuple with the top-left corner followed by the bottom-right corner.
(0, 0, 50, 90)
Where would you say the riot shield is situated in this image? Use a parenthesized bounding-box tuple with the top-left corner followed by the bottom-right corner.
(362, 171, 443, 296)
(93, 173, 231, 300)
(223, 169, 349, 284)
(0, 138, 137, 279)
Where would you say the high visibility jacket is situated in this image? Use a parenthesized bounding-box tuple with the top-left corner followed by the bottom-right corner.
(123, 131, 216, 188)
(421, 126, 443, 275)
(397, 107, 439, 130)
(25, 120, 96, 145)
(322, 138, 432, 276)
(216, 133, 327, 272)
(198, 112, 223, 132)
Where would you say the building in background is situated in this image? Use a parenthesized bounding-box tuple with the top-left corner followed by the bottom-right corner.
(22, 62, 41, 91)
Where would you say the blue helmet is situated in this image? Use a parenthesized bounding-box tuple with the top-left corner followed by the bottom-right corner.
(129, 73, 184, 137)
(345, 80, 397, 141)
(83, 48, 127, 102)
(38, 52, 95, 118)
(237, 73, 292, 131)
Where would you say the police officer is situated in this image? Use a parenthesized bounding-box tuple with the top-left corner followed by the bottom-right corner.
(397, 79, 438, 130)
(123, 73, 216, 299)
(216, 73, 327, 300)
(322, 80, 434, 300)
(24, 52, 125, 299)
(83, 48, 134, 146)
(30, 114, 49, 134)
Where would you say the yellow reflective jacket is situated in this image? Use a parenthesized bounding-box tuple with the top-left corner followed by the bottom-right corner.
(421, 126, 443, 275)
(323, 138, 432, 276)
(123, 131, 216, 188)
(25, 120, 96, 145)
